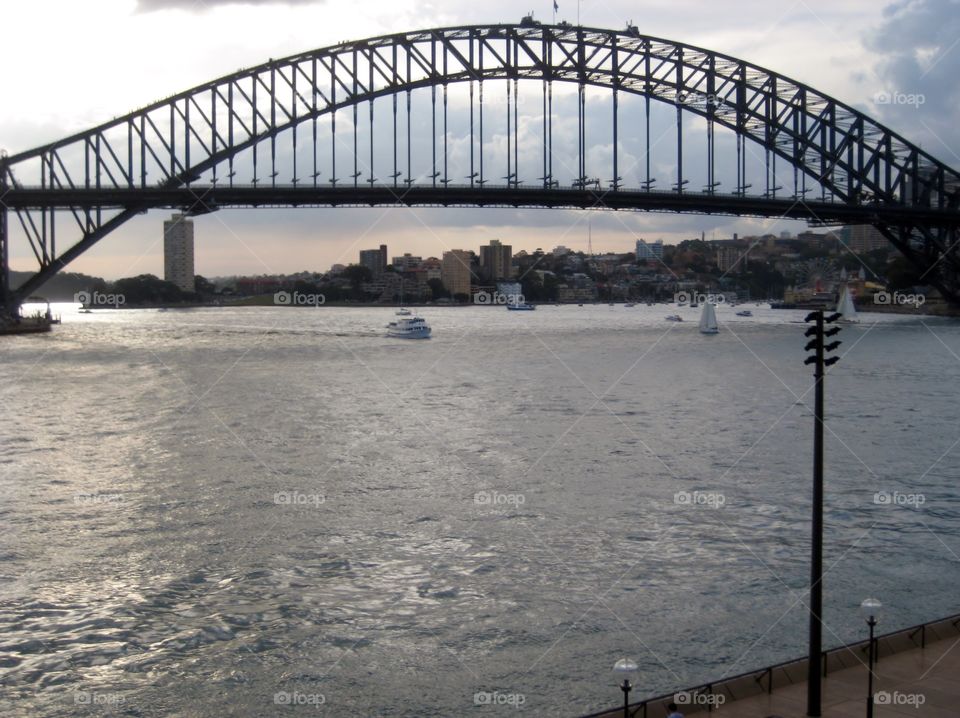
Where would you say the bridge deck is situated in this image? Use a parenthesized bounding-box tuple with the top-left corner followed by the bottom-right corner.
(5, 185, 959, 226)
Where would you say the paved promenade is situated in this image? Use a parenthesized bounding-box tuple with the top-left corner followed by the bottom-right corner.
(586, 615, 959, 718)
(708, 633, 958, 717)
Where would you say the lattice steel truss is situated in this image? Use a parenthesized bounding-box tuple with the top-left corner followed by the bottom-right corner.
(2, 21, 959, 309)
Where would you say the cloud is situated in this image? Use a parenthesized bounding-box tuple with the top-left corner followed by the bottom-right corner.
(864, 0, 960, 158)
(137, 0, 323, 12)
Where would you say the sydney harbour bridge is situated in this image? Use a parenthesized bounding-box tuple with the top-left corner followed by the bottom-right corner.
(2, 18, 959, 313)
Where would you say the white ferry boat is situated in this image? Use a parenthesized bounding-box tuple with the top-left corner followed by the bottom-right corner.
(386, 316, 432, 339)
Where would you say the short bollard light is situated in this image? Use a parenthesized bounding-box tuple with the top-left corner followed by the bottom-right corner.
(860, 598, 882, 718)
(613, 658, 638, 718)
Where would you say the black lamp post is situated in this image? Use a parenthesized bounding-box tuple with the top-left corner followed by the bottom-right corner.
(861, 598, 882, 718)
(804, 310, 842, 716)
(613, 658, 638, 718)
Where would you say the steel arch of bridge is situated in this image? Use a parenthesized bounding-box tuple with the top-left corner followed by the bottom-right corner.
(2, 20, 960, 309)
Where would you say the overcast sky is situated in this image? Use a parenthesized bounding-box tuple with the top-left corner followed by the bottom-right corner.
(2, 0, 958, 280)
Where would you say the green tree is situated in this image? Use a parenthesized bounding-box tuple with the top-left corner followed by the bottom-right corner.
(342, 264, 373, 288)
(194, 275, 216, 295)
(885, 257, 924, 291)
(111, 274, 186, 304)
(428, 278, 449, 300)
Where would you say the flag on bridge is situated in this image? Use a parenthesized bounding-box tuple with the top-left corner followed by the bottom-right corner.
(554, 1, 559, 11)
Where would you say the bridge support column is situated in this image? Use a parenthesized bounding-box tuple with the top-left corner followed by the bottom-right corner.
(0, 170, 10, 318)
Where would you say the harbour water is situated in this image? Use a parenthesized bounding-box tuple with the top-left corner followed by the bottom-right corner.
(1, 304, 958, 716)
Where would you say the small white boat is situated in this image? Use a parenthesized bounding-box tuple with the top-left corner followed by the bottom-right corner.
(665, 314, 684, 322)
(736, 310, 753, 317)
(836, 285, 859, 323)
(79, 307, 92, 314)
(395, 307, 412, 316)
(699, 302, 719, 334)
(506, 302, 536, 311)
(624, 302, 636, 307)
(386, 316, 432, 339)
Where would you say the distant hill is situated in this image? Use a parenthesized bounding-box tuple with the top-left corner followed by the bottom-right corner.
(11, 270, 108, 302)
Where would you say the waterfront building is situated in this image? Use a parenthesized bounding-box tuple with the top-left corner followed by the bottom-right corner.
(635, 238, 664, 261)
(391, 253, 422, 271)
(360, 244, 388, 275)
(441, 250, 473, 297)
(497, 281, 523, 302)
(797, 231, 839, 250)
(479, 239, 513, 281)
(716, 245, 748, 273)
(421, 257, 443, 282)
(163, 213, 195, 293)
(846, 225, 888, 254)
(557, 283, 598, 302)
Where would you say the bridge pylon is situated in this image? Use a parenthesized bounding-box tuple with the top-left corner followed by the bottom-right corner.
(1, 156, 10, 318)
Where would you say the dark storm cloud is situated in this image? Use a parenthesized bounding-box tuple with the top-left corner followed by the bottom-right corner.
(865, 0, 960, 156)
(137, 0, 322, 11)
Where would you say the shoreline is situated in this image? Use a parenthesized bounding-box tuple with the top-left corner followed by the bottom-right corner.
(63, 300, 960, 318)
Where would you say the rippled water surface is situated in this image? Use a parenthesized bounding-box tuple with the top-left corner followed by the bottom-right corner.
(1, 304, 958, 716)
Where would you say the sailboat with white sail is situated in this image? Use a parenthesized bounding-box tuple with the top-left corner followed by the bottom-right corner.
(395, 278, 412, 315)
(836, 285, 859, 323)
(699, 302, 719, 334)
